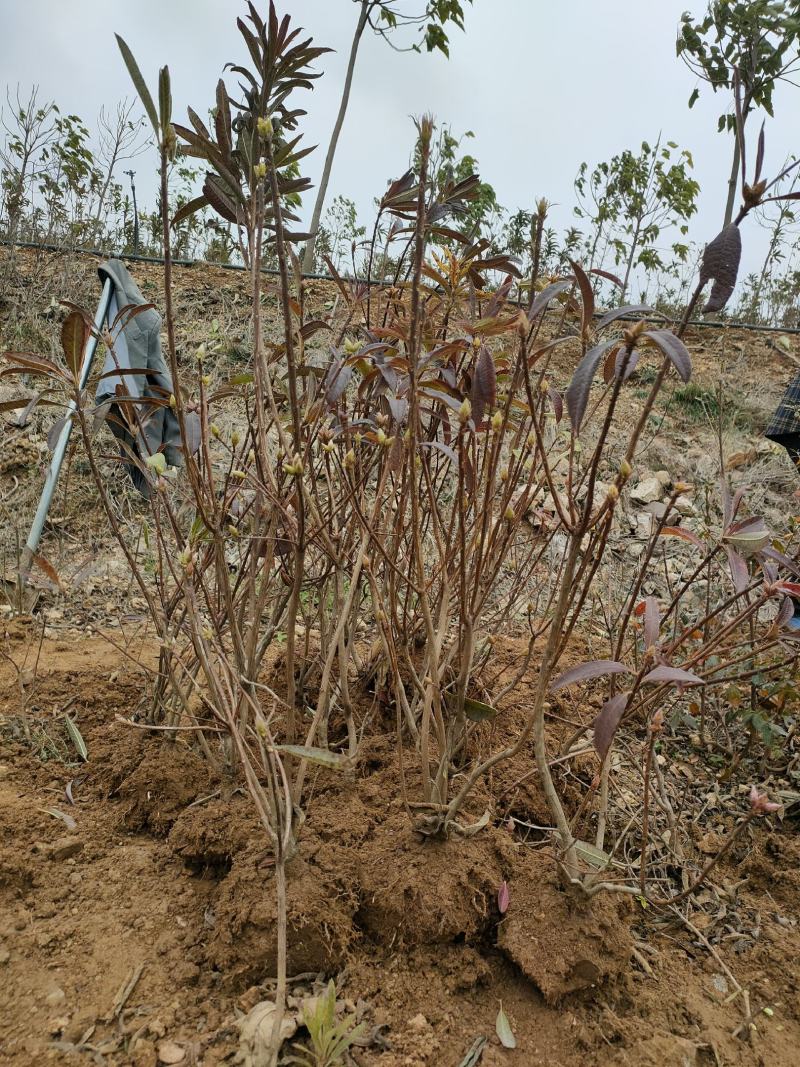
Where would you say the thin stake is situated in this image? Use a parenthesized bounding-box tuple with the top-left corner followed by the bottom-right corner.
(21, 278, 113, 575)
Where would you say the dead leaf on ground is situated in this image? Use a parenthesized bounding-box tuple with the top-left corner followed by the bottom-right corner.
(235, 999, 298, 1066)
(40, 807, 77, 832)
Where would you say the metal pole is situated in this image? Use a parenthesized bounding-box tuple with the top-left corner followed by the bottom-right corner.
(21, 277, 114, 573)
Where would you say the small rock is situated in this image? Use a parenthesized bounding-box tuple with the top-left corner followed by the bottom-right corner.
(157, 1039, 185, 1064)
(68, 872, 82, 886)
(674, 495, 696, 517)
(408, 1013, 429, 1032)
(0, 946, 10, 965)
(49, 837, 83, 861)
(45, 987, 66, 1007)
(756, 438, 781, 456)
(712, 973, 729, 995)
(654, 470, 671, 487)
(644, 501, 673, 520)
(635, 513, 653, 539)
(697, 831, 722, 855)
(0, 765, 10, 781)
(631, 476, 663, 504)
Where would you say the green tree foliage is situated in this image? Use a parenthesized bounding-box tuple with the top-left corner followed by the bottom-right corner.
(575, 140, 699, 299)
(374, 0, 471, 56)
(677, 1, 800, 223)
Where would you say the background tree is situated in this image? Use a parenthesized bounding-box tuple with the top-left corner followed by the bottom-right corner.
(0, 86, 57, 247)
(423, 124, 500, 243)
(301, 0, 472, 273)
(737, 164, 800, 323)
(93, 100, 148, 229)
(574, 139, 699, 300)
(678, 0, 800, 226)
(314, 193, 365, 271)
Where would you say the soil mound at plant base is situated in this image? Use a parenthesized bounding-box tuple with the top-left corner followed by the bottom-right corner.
(209, 837, 359, 985)
(356, 813, 514, 947)
(116, 739, 216, 834)
(168, 794, 260, 874)
(497, 852, 633, 1003)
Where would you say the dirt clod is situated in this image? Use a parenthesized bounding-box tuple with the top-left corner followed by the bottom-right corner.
(497, 853, 632, 1003)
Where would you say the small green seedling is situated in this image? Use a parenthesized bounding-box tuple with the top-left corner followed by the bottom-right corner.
(287, 980, 366, 1067)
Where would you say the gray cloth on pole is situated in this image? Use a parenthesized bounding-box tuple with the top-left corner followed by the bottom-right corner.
(96, 259, 183, 494)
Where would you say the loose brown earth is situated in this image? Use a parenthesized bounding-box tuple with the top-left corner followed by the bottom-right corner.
(2, 248, 800, 1065)
(2, 624, 800, 1066)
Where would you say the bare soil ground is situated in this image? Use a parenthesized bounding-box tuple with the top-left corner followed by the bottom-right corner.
(2, 248, 800, 1066)
(2, 625, 800, 1066)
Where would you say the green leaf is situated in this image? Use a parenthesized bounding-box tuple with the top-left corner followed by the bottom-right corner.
(495, 1004, 516, 1049)
(275, 744, 349, 769)
(145, 452, 167, 475)
(463, 696, 498, 722)
(64, 716, 88, 761)
(115, 35, 160, 135)
(574, 839, 613, 870)
(171, 195, 207, 229)
(189, 515, 211, 544)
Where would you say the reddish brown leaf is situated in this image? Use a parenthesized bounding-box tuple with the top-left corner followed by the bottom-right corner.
(589, 267, 624, 288)
(761, 547, 800, 578)
(47, 415, 70, 451)
(470, 345, 496, 427)
(564, 340, 615, 432)
(31, 553, 63, 591)
(550, 659, 630, 692)
(643, 597, 660, 649)
(61, 311, 88, 378)
(614, 347, 640, 381)
(773, 596, 795, 632)
(659, 525, 703, 549)
(569, 260, 595, 336)
(592, 692, 628, 761)
(595, 304, 655, 331)
(725, 544, 749, 593)
(473, 346, 496, 409)
(547, 387, 563, 423)
(643, 330, 691, 382)
(528, 279, 572, 320)
(602, 346, 620, 384)
(641, 665, 703, 687)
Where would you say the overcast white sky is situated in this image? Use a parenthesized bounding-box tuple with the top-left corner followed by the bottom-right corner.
(2, 0, 798, 284)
